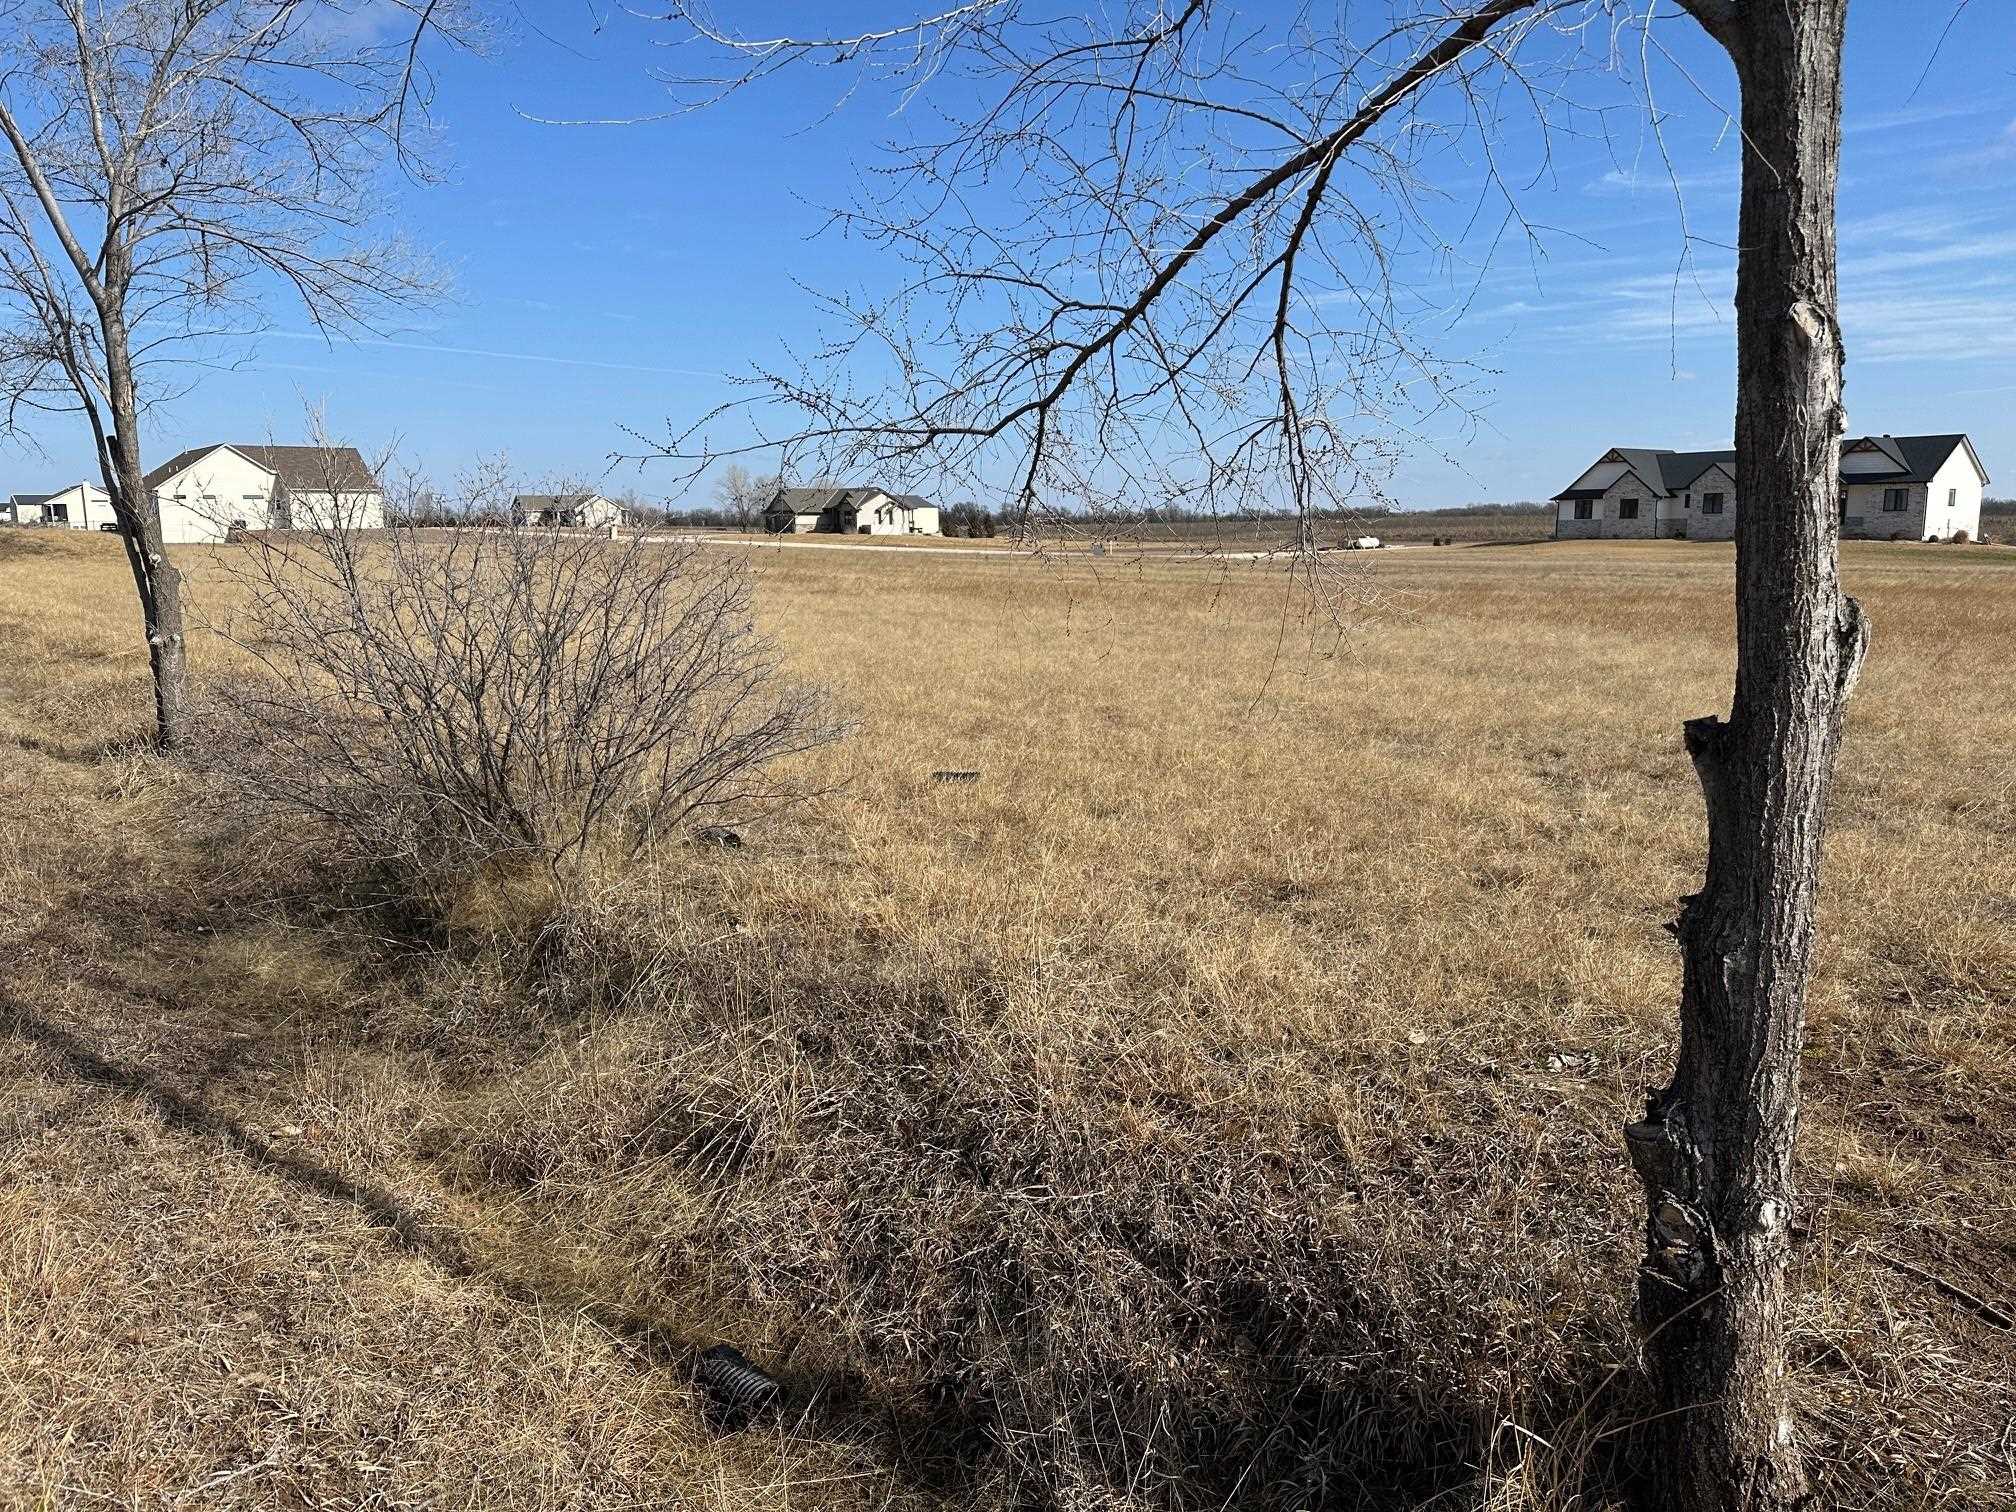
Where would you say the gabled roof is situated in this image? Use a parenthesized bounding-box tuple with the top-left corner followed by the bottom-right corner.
(1556, 434, 1985, 498)
(1881, 433, 1984, 484)
(144, 443, 380, 493)
(1655, 450, 1737, 493)
(768, 487, 852, 513)
(1843, 434, 1909, 471)
(513, 493, 611, 509)
(7, 492, 53, 509)
(1552, 449, 1673, 502)
(767, 485, 937, 513)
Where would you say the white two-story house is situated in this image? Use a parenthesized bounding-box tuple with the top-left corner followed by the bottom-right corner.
(1552, 433, 1988, 543)
(144, 443, 385, 544)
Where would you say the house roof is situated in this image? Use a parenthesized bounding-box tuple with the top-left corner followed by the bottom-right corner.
(767, 485, 939, 513)
(1555, 434, 1981, 499)
(7, 492, 53, 509)
(1874, 433, 1984, 484)
(513, 494, 610, 509)
(144, 443, 380, 493)
(768, 487, 854, 513)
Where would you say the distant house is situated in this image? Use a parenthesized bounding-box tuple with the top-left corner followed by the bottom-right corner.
(512, 493, 633, 529)
(1553, 433, 1988, 542)
(4, 492, 49, 526)
(144, 444, 385, 545)
(3, 483, 111, 529)
(763, 485, 941, 536)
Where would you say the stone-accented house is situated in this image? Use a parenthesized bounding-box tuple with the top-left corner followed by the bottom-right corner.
(3, 482, 112, 529)
(511, 493, 633, 529)
(763, 486, 941, 536)
(1553, 433, 1988, 542)
(144, 444, 385, 544)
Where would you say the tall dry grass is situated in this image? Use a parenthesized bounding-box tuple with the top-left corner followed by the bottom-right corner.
(1, 529, 2011, 1509)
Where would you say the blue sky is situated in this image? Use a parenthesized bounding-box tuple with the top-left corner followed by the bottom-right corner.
(8, 1, 2013, 509)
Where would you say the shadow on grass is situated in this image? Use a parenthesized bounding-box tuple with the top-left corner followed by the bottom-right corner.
(0, 988, 1004, 1499)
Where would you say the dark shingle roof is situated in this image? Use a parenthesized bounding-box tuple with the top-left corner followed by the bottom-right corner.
(1880, 433, 1982, 483)
(7, 492, 54, 509)
(144, 444, 379, 493)
(1556, 434, 1979, 499)
(768, 487, 852, 513)
(767, 485, 938, 513)
(1655, 450, 1738, 492)
(513, 494, 607, 509)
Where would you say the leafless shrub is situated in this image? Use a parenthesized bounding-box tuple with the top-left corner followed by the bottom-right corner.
(196, 470, 849, 891)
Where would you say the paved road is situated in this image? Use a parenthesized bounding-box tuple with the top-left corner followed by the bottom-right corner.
(641, 532, 1421, 563)
(642, 533, 1018, 558)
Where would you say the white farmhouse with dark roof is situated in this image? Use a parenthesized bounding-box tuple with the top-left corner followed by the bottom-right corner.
(3, 482, 113, 530)
(511, 493, 633, 529)
(762, 485, 941, 536)
(1552, 434, 1988, 543)
(145, 443, 385, 544)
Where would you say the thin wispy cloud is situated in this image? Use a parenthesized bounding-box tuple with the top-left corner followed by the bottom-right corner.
(1845, 284, 2016, 363)
(1843, 99, 1995, 135)
(1936, 117, 2016, 173)
(1843, 236, 2015, 279)
(264, 330, 724, 380)
(255, 361, 522, 396)
(1584, 164, 1740, 198)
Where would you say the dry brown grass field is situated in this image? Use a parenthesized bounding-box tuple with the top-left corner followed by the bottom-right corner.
(2, 528, 2011, 1510)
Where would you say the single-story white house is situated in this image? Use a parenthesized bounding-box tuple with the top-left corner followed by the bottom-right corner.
(144, 443, 385, 544)
(3, 482, 113, 529)
(763, 486, 942, 536)
(1553, 433, 1988, 542)
(511, 493, 634, 529)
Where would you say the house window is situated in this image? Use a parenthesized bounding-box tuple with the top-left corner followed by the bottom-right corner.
(1572, 500, 1594, 520)
(1947, 488, 1957, 508)
(1703, 492, 1725, 515)
(1619, 498, 1640, 520)
(1882, 488, 1906, 512)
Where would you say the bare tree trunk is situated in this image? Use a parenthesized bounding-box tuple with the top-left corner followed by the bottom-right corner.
(101, 315, 187, 749)
(1628, 4, 1865, 1508)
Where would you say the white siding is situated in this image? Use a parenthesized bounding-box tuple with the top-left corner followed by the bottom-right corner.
(151, 447, 278, 543)
(41, 483, 113, 529)
(288, 488, 386, 531)
(1569, 459, 1630, 491)
(1923, 445, 1984, 541)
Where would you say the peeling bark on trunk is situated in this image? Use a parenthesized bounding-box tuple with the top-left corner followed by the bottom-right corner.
(1627, 4, 1864, 1509)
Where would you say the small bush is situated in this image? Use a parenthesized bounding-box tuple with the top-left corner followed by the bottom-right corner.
(1951, 529, 1971, 545)
(198, 518, 849, 891)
